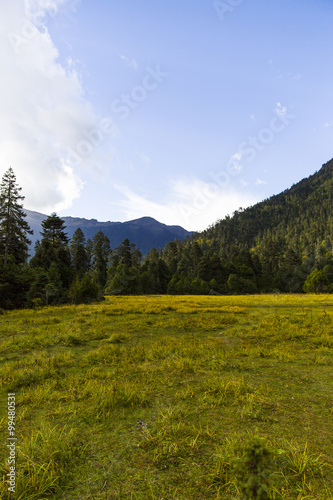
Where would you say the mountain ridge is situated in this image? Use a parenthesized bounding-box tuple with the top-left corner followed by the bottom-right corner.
(24, 210, 193, 256)
(145, 159, 333, 295)
(200, 158, 333, 255)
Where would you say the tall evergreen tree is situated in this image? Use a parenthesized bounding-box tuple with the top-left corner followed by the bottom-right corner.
(70, 227, 88, 278)
(85, 238, 93, 270)
(106, 238, 142, 294)
(40, 212, 69, 246)
(0, 167, 32, 265)
(115, 238, 132, 267)
(30, 213, 72, 298)
(91, 230, 111, 288)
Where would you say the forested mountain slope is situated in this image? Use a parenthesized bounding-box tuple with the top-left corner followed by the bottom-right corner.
(145, 159, 333, 295)
(1, 162, 332, 310)
(200, 159, 332, 258)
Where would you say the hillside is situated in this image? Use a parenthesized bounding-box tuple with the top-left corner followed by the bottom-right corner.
(1, 160, 332, 309)
(201, 159, 333, 256)
(147, 159, 333, 295)
(24, 211, 193, 255)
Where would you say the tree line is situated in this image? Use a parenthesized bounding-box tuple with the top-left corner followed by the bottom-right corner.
(0, 167, 169, 308)
(0, 166, 332, 310)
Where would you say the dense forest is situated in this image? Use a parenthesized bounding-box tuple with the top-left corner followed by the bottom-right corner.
(162, 159, 333, 295)
(0, 161, 332, 309)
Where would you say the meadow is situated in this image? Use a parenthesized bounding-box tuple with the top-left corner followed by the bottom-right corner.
(0, 294, 333, 499)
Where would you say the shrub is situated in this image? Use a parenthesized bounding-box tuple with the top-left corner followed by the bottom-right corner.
(303, 268, 330, 293)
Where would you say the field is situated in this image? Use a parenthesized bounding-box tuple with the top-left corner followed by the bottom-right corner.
(1, 294, 333, 499)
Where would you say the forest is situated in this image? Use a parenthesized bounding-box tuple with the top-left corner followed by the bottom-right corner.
(0, 161, 332, 310)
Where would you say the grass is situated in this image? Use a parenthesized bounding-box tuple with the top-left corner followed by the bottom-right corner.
(0, 294, 332, 499)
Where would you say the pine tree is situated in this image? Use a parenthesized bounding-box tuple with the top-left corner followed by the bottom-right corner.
(91, 230, 111, 288)
(116, 238, 132, 267)
(0, 167, 32, 265)
(70, 228, 88, 278)
(30, 213, 72, 296)
(85, 238, 93, 270)
(40, 212, 69, 246)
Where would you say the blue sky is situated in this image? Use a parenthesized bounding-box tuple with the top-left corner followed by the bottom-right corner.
(1, 0, 333, 230)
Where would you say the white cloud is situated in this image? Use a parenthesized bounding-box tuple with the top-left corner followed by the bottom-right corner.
(120, 54, 138, 71)
(0, 0, 107, 213)
(24, 0, 80, 23)
(255, 178, 268, 186)
(323, 122, 333, 128)
(113, 178, 258, 232)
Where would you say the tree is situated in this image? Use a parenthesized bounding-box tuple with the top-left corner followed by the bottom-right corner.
(322, 264, 333, 284)
(105, 264, 140, 295)
(303, 268, 330, 293)
(163, 240, 179, 275)
(40, 212, 69, 246)
(91, 230, 111, 288)
(68, 274, 99, 305)
(0, 260, 32, 309)
(0, 167, 32, 265)
(85, 238, 93, 270)
(112, 238, 142, 269)
(26, 267, 49, 307)
(227, 273, 258, 294)
(70, 228, 88, 278)
(106, 238, 143, 294)
(190, 277, 210, 294)
(30, 213, 72, 296)
(142, 257, 171, 294)
(190, 241, 203, 268)
(45, 262, 63, 305)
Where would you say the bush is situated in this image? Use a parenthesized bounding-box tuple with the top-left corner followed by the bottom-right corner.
(303, 268, 330, 293)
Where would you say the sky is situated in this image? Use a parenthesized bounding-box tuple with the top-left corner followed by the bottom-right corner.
(1, 0, 333, 231)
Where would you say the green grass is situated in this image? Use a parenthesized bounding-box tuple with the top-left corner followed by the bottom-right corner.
(0, 294, 333, 499)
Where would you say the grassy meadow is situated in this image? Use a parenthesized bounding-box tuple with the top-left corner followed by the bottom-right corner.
(1, 294, 333, 499)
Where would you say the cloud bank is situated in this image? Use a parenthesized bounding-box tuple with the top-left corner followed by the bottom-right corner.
(0, 0, 103, 213)
(114, 178, 258, 232)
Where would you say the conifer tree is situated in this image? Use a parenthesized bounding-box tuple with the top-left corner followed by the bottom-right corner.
(91, 230, 111, 288)
(70, 227, 88, 278)
(0, 167, 32, 265)
(40, 212, 69, 246)
(30, 213, 72, 295)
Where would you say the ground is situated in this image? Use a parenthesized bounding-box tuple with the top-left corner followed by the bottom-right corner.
(0, 294, 333, 499)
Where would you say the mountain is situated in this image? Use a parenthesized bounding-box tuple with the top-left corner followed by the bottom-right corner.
(5, 160, 332, 306)
(24, 211, 193, 256)
(149, 159, 332, 295)
(200, 158, 333, 257)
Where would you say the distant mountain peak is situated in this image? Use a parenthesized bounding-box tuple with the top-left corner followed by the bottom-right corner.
(24, 210, 193, 256)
